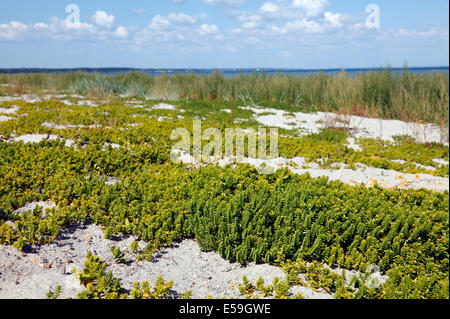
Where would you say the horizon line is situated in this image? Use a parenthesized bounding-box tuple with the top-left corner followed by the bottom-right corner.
(0, 65, 448, 72)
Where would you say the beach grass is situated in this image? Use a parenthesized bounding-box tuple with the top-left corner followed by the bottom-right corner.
(0, 68, 448, 126)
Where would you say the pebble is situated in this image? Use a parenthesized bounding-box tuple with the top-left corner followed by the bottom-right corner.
(57, 264, 66, 275)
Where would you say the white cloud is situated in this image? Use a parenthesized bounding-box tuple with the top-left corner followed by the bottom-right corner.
(260, 2, 279, 14)
(292, 0, 330, 17)
(0, 21, 28, 40)
(167, 13, 196, 24)
(1, 4, 446, 66)
(47, 17, 95, 36)
(149, 13, 196, 30)
(395, 27, 439, 38)
(284, 18, 324, 33)
(93, 11, 115, 29)
(115, 26, 128, 38)
(149, 15, 171, 30)
(203, 0, 245, 8)
(235, 11, 263, 26)
(199, 24, 219, 35)
(242, 21, 259, 29)
(33, 22, 49, 30)
(324, 12, 341, 28)
(252, 0, 331, 20)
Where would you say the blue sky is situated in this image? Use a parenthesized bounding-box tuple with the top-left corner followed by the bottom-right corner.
(0, 0, 448, 68)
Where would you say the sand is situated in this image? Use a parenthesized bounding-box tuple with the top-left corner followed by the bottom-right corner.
(13, 201, 58, 219)
(0, 222, 387, 299)
(152, 103, 176, 110)
(0, 116, 14, 123)
(8, 134, 75, 147)
(0, 105, 20, 115)
(243, 106, 448, 145)
(2, 96, 435, 300)
(172, 150, 449, 192)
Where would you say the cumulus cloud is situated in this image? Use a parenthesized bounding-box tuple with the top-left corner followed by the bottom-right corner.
(0, 21, 28, 40)
(149, 13, 196, 30)
(395, 27, 439, 38)
(149, 15, 171, 30)
(292, 0, 330, 17)
(167, 13, 196, 24)
(115, 26, 129, 38)
(203, 0, 245, 8)
(198, 24, 219, 35)
(260, 2, 280, 14)
(33, 22, 49, 30)
(0, 16, 131, 43)
(93, 11, 115, 29)
(1, 2, 446, 65)
(324, 12, 341, 28)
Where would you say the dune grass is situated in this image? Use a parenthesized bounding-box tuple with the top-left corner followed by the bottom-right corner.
(0, 68, 448, 126)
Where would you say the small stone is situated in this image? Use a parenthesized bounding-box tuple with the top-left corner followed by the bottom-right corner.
(64, 258, 71, 264)
(84, 234, 92, 244)
(44, 263, 52, 269)
(58, 265, 66, 275)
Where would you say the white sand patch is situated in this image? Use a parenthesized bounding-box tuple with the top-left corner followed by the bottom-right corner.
(158, 116, 173, 122)
(172, 151, 449, 192)
(59, 100, 76, 106)
(65, 139, 75, 147)
(0, 95, 106, 107)
(103, 143, 120, 150)
(103, 176, 118, 185)
(10, 134, 59, 144)
(41, 122, 110, 131)
(58, 99, 102, 107)
(8, 134, 75, 147)
(69, 94, 85, 99)
(0, 224, 326, 299)
(13, 201, 58, 219)
(346, 137, 361, 151)
(0, 105, 19, 115)
(433, 158, 449, 166)
(391, 159, 436, 171)
(243, 106, 448, 145)
(41, 122, 82, 130)
(152, 103, 175, 110)
(0, 223, 387, 299)
(0, 115, 14, 122)
(77, 100, 100, 107)
(125, 101, 144, 108)
(1, 95, 43, 103)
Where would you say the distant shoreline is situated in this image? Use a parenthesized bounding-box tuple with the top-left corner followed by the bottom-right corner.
(0, 66, 448, 77)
